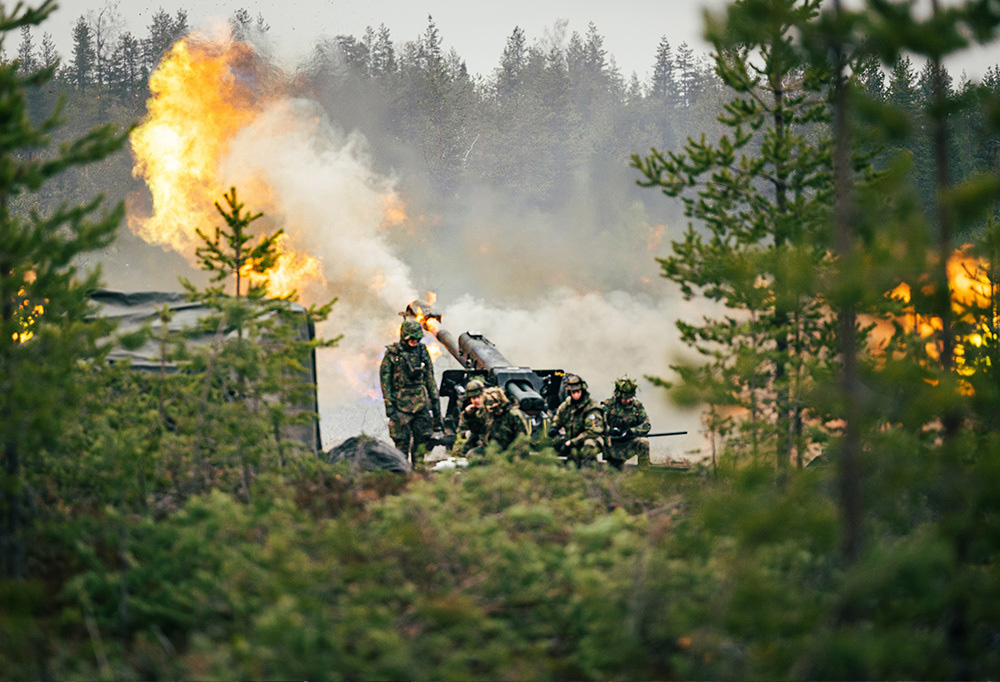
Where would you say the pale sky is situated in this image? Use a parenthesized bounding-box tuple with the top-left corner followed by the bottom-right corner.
(44, 0, 730, 80)
(42, 0, 1000, 83)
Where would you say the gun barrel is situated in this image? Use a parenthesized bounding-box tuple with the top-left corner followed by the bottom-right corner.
(434, 327, 461, 363)
(404, 299, 553, 415)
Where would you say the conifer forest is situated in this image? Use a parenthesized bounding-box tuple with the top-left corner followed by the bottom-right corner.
(4, 0, 1000, 678)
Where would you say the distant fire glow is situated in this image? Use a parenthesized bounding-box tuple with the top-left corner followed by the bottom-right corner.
(888, 246, 997, 369)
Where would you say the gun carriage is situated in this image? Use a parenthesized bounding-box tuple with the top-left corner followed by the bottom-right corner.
(402, 300, 565, 441)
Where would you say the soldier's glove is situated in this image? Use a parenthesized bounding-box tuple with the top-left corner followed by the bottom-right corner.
(609, 427, 632, 443)
(385, 404, 398, 421)
(547, 426, 560, 439)
(557, 440, 572, 455)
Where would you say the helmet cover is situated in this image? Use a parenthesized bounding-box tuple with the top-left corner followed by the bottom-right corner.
(565, 374, 588, 393)
(400, 319, 424, 341)
(483, 386, 509, 411)
(465, 379, 485, 398)
(614, 376, 637, 397)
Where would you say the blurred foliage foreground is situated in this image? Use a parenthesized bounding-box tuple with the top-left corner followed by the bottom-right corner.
(2, 446, 999, 680)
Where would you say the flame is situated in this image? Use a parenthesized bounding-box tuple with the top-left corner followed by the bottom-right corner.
(888, 246, 997, 369)
(243, 233, 325, 298)
(407, 294, 443, 361)
(128, 36, 321, 299)
(10, 286, 43, 343)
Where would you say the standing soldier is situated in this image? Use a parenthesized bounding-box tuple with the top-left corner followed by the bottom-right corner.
(481, 387, 529, 453)
(548, 374, 606, 468)
(380, 318, 442, 465)
(602, 376, 651, 470)
(455, 378, 487, 455)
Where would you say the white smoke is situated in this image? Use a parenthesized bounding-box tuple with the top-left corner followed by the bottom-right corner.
(217, 98, 420, 443)
(220, 98, 416, 309)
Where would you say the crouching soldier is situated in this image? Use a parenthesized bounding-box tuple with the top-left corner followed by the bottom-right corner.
(602, 376, 651, 470)
(380, 318, 442, 465)
(548, 374, 606, 468)
(455, 378, 487, 455)
(481, 387, 529, 453)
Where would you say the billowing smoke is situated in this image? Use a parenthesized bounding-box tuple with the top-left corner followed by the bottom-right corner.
(221, 98, 415, 309)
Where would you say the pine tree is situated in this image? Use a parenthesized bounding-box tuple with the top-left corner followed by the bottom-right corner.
(39, 30, 57, 69)
(0, 0, 130, 578)
(853, 51, 885, 101)
(109, 30, 142, 101)
(370, 23, 396, 78)
(497, 26, 526, 100)
(67, 15, 93, 89)
(15, 25, 34, 74)
(674, 41, 700, 108)
(144, 8, 187, 74)
(633, 0, 837, 468)
(650, 36, 676, 103)
(176, 188, 337, 496)
(886, 55, 918, 113)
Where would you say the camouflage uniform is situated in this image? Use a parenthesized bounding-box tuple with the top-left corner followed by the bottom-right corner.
(602, 376, 651, 470)
(550, 375, 606, 468)
(380, 320, 441, 464)
(481, 387, 529, 452)
(456, 379, 487, 455)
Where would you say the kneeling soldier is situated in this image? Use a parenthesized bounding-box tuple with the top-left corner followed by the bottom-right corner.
(602, 376, 651, 470)
(548, 374, 606, 468)
(481, 387, 529, 453)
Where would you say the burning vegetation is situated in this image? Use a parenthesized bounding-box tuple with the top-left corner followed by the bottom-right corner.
(887, 246, 999, 377)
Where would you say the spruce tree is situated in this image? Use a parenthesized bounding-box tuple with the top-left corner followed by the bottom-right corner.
(0, 0, 129, 578)
(67, 15, 93, 89)
(650, 36, 676, 104)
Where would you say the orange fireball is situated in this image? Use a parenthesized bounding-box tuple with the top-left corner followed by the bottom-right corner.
(128, 36, 321, 299)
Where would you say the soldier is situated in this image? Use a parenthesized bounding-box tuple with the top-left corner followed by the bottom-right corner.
(455, 378, 487, 455)
(481, 387, 529, 452)
(548, 374, 606, 468)
(379, 318, 442, 465)
(602, 376, 651, 470)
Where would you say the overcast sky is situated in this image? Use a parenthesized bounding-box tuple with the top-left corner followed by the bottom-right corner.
(44, 0, 734, 80)
(44, 0, 1000, 82)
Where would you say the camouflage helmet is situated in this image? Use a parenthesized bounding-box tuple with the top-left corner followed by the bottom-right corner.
(614, 375, 638, 397)
(465, 378, 485, 398)
(565, 374, 588, 394)
(482, 386, 509, 411)
(400, 319, 424, 342)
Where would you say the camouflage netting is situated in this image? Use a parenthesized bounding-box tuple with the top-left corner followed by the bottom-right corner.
(326, 434, 412, 473)
(88, 290, 321, 453)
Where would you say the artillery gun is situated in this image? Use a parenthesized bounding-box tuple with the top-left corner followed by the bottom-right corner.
(402, 300, 566, 441)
